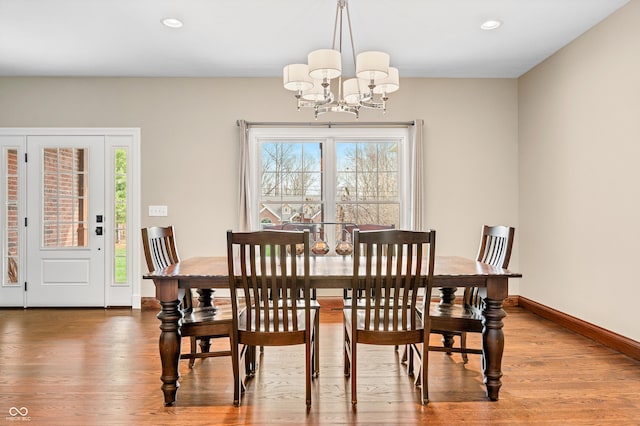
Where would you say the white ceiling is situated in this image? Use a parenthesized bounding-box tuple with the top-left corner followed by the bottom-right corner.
(0, 0, 630, 78)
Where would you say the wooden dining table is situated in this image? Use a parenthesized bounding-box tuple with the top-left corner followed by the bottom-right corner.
(145, 255, 522, 406)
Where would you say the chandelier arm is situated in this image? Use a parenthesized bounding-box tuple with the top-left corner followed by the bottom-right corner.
(316, 104, 360, 118)
(332, 1, 341, 50)
(298, 92, 335, 109)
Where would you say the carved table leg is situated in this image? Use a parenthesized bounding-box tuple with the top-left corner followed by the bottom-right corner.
(482, 277, 507, 401)
(438, 287, 457, 352)
(157, 299, 182, 406)
(196, 288, 216, 309)
(196, 288, 215, 353)
(154, 278, 182, 406)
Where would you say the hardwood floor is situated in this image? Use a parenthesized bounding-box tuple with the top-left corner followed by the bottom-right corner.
(1, 303, 639, 425)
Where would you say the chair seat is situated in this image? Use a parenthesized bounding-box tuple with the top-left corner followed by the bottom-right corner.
(181, 304, 235, 338)
(239, 303, 316, 333)
(344, 307, 423, 332)
(343, 297, 409, 308)
(426, 303, 484, 333)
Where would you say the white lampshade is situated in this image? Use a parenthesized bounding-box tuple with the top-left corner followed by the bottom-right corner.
(302, 80, 328, 101)
(308, 49, 342, 80)
(355, 51, 389, 80)
(343, 78, 365, 105)
(372, 66, 399, 94)
(283, 64, 314, 92)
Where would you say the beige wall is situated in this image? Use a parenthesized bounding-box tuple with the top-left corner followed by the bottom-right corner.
(0, 77, 519, 298)
(519, 0, 640, 340)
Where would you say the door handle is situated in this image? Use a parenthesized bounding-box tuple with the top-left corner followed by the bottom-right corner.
(95, 226, 103, 236)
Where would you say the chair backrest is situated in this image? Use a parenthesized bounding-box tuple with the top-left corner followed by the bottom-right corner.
(352, 229, 436, 332)
(464, 225, 515, 309)
(345, 224, 396, 256)
(476, 225, 515, 269)
(141, 226, 180, 273)
(226, 229, 311, 334)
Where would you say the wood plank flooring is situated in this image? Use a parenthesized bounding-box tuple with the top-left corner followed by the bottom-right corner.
(1, 303, 639, 425)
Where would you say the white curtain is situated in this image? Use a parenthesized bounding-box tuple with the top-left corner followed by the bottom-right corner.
(410, 119, 425, 230)
(237, 120, 251, 231)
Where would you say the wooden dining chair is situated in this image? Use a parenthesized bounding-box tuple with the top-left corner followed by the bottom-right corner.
(343, 229, 436, 405)
(226, 229, 315, 407)
(142, 226, 232, 368)
(426, 225, 515, 363)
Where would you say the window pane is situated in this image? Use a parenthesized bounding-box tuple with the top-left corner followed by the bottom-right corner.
(7, 176, 17, 202)
(6, 257, 18, 284)
(260, 141, 323, 223)
(114, 148, 128, 284)
(58, 174, 74, 196)
(7, 229, 18, 256)
(41, 148, 88, 248)
(59, 148, 73, 172)
(5, 149, 20, 285)
(337, 203, 399, 226)
(43, 148, 57, 173)
(336, 140, 400, 224)
(43, 223, 57, 247)
(7, 204, 18, 228)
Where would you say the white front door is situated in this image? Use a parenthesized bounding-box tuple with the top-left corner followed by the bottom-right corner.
(26, 135, 105, 306)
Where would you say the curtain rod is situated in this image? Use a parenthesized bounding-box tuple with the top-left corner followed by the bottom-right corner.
(237, 120, 415, 128)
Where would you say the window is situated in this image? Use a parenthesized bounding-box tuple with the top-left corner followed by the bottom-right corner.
(42, 148, 88, 247)
(3, 148, 19, 285)
(114, 148, 128, 284)
(248, 127, 413, 248)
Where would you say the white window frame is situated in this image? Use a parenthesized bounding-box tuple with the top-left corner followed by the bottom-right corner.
(247, 127, 413, 234)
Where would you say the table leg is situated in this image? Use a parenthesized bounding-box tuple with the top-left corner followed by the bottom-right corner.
(154, 278, 182, 406)
(195, 288, 216, 354)
(157, 299, 182, 406)
(196, 288, 216, 310)
(438, 287, 457, 351)
(482, 277, 507, 401)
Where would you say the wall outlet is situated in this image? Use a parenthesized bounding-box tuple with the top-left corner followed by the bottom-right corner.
(148, 205, 168, 217)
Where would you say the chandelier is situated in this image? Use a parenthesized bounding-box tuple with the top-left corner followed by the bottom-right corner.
(282, 0, 399, 119)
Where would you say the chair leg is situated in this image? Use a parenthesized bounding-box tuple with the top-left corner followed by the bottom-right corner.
(460, 332, 469, 364)
(407, 343, 414, 376)
(231, 337, 240, 406)
(313, 309, 320, 377)
(189, 336, 197, 369)
(343, 322, 351, 377)
(421, 341, 429, 405)
(306, 337, 312, 407)
(351, 338, 357, 405)
(245, 345, 256, 377)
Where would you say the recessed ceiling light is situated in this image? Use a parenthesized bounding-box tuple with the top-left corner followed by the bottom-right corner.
(480, 19, 502, 31)
(162, 18, 183, 29)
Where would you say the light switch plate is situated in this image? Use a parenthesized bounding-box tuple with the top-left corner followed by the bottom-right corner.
(148, 205, 168, 217)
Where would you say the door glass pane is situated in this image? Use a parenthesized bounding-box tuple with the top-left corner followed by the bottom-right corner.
(4, 149, 19, 285)
(114, 149, 127, 284)
(42, 148, 89, 248)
